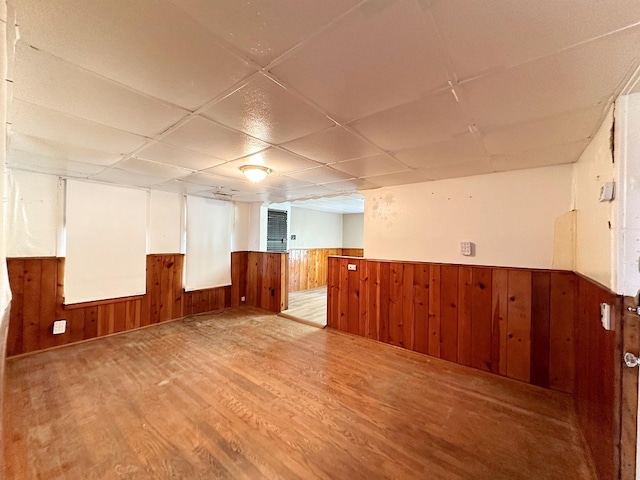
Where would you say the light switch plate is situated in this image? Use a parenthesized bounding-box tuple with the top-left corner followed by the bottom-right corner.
(600, 303, 612, 330)
(460, 241, 474, 256)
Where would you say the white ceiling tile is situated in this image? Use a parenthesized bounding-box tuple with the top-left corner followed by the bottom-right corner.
(7, 149, 107, 177)
(13, 43, 188, 137)
(285, 166, 354, 184)
(281, 126, 381, 163)
(490, 141, 588, 172)
(283, 184, 336, 201)
(431, 0, 640, 80)
(204, 148, 321, 180)
(9, 133, 121, 166)
(482, 104, 606, 155)
(151, 179, 210, 195)
(321, 178, 381, 193)
(270, 0, 449, 122)
(260, 176, 314, 190)
(291, 194, 365, 214)
(91, 168, 169, 188)
(331, 154, 409, 178)
(234, 192, 288, 203)
(10, 100, 147, 154)
(17, 0, 256, 110)
(350, 91, 469, 151)
(362, 169, 431, 187)
(202, 75, 334, 143)
(115, 157, 193, 180)
(162, 116, 269, 160)
(135, 142, 224, 171)
(169, 0, 361, 66)
(460, 27, 640, 129)
(417, 159, 495, 181)
(179, 173, 274, 195)
(394, 133, 487, 168)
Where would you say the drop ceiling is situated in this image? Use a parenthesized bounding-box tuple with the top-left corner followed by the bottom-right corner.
(4, 0, 640, 203)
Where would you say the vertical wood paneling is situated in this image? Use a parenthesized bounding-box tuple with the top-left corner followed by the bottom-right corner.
(7, 260, 25, 357)
(506, 270, 532, 383)
(428, 265, 441, 358)
(530, 272, 551, 388)
(288, 248, 362, 293)
(413, 264, 430, 355)
(358, 259, 368, 337)
(402, 265, 414, 350)
(491, 269, 509, 375)
(379, 262, 390, 344)
(549, 273, 575, 393)
(327, 257, 339, 330)
(388, 263, 404, 347)
(347, 260, 360, 335)
(457, 266, 472, 366)
(22, 259, 42, 354)
(440, 265, 459, 363)
(231, 251, 248, 307)
(6, 251, 258, 356)
(338, 258, 349, 332)
(326, 258, 595, 396)
(367, 262, 380, 340)
(573, 275, 621, 480)
(470, 268, 492, 372)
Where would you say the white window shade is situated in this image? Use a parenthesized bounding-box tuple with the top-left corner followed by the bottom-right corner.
(65, 180, 148, 304)
(185, 196, 232, 291)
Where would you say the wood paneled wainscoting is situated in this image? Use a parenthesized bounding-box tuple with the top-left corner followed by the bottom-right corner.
(6, 251, 287, 357)
(327, 257, 577, 391)
(327, 256, 627, 480)
(289, 248, 363, 293)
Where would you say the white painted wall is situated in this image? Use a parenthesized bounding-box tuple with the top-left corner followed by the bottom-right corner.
(5, 169, 60, 257)
(148, 190, 182, 254)
(613, 94, 640, 298)
(232, 202, 251, 252)
(343, 213, 364, 248)
(1, 7, 10, 474)
(363, 164, 573, 269)
(573, 108, 616, 289)
(289, 207, 343, 249)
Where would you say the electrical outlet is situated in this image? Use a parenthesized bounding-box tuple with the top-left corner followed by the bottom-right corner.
(348, 264, 357, 271)
(52, 320, 66, 335)
(241, 296, 246, 302)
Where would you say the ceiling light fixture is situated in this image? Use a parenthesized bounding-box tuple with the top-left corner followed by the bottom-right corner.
(240, 165, 271, 183)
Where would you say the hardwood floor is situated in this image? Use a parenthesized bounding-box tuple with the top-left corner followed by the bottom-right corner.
(281, 287, 327, 327)
(4, 306, 595, 479)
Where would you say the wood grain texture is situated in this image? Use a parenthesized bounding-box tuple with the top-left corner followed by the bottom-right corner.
(326, 258, 579, 392)
(6, 252, 288, 356)
(621, 296, 640, 480)
(573, 274, 622, 480)
(246, 252, 288, 313)
(4, 306, 596, 480)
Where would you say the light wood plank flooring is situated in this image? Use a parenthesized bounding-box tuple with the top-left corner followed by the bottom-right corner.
(282, 287, 327, 327)
(4, 306, 595, 479)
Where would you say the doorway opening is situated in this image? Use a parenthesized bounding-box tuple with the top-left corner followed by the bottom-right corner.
(275, 194, 364, 327)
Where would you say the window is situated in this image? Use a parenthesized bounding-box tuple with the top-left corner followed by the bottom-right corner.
(267, 209, 287, 252)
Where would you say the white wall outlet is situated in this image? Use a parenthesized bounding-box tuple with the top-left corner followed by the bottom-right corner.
(348, 264, 357, 271)
(599, 182, 615, 202)
(241, 296, 246, 302)
(460, 241, 474, 256)
(600, 303, 612, 330)
(52, 320, 66, 335)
